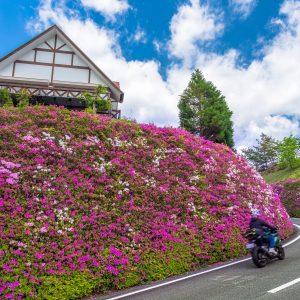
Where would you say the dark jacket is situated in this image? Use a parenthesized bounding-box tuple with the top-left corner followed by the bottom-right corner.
(249, 217, 275, 235)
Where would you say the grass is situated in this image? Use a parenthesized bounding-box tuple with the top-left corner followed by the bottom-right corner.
(262, 166, 300, 183)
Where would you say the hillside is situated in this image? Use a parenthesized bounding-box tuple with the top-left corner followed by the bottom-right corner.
(262, 167, 300, 217)
(0, 106, 293, 299)
(263, 166, 300, 184)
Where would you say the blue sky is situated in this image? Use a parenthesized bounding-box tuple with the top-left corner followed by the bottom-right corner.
(1, 0, 300, 149)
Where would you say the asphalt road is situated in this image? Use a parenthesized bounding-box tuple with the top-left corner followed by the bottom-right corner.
(92, 218, 300, 300)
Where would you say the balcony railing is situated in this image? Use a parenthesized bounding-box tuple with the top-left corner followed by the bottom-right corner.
(0, 78, 121, 119)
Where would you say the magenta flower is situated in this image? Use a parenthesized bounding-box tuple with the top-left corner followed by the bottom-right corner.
(0, 106, 293, 298)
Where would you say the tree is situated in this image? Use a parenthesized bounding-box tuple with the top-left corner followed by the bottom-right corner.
(0, 88, 13, 107)
(178, 69, 234, 147)
(242, 133, 279, 170)
(278, 135, 300, 169)
(79, 84, 111, 114)
(16, 88, 30, 109)
(242, 147, 262, 170)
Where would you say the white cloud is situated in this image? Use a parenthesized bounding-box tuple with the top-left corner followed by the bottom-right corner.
(230, 0, 257, 18)
(242, 116, 300, 147)
(27, 0, 122, 60)
(168, 0, 224, 63)
(132, 28, 147, 44)
(27, 0, 300, 149)
(81, 0, 130, 21)
(153, 40, 161, 53)
(28, 0, 179, 127)
(167, 0, 300, 147)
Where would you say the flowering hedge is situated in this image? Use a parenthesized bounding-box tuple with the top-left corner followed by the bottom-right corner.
(0, 106, 293, 299)
(272, 179, 300, 217)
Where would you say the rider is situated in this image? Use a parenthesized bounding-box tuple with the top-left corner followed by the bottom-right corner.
(249, 209, 277, 254)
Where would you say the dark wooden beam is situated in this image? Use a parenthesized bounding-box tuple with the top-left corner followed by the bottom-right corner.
(45, 41, 53, 50)
(51, 34, 57, 83)
(15, 60, 90, 70)
(34, 47, 74, 55)
(56, 43, 66, 50)
(12, 62, 16, 77)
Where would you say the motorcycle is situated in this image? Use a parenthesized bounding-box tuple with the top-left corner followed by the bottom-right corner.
(242, 228, 285, 268)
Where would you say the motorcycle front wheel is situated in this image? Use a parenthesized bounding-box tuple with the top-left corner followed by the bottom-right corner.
(252, 247, 268, 268)
(276, 245, 285, 260)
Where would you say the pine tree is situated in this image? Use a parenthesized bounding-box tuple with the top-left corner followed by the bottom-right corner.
(242, 133, 279, 170)
(178, 69, 234, 148)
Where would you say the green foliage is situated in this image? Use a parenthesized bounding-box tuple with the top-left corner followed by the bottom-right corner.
(16, 88, 31, 109)
(278, 135, 300, 169)
(84, 107, 94, 114)
(244, 133, 300, 173)
(140, 244, 196, 281)
(79, 84, 112, 114)
(36, 272, 102, 300)
(178, 69, 234, 148)
(115, 270, 141, 289)
(242, 133, 279, 170)
(1, 275, 35, 298)
(0, 88, 13, 107)
(263, 165, 300, 183)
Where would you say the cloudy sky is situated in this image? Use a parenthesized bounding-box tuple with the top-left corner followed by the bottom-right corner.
(1, 0, 300, 149)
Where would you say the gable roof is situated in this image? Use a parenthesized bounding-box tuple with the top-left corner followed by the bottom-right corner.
(0, 25, 124, 102)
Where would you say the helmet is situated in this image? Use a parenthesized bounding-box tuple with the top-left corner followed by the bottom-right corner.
(251, 209, 260, 217)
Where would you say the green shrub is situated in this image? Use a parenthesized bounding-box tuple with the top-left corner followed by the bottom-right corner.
(16, 88, 31, 109)
(140, 244, 196, 281)
(115, 269, 141, 289)
(36, 272, 103, 300)
(0, 88, 13, 107)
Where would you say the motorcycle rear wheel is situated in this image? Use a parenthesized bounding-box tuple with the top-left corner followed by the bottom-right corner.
(252, 248, 268, 268)
(276, 245, 285, 260)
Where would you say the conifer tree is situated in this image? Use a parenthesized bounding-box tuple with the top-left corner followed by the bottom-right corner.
(242, 133, 279, 170)
(178, 69, 234, 147)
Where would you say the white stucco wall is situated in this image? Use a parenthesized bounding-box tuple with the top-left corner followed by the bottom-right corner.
(37, 42, 50, 50)
(60, 44, 73, 52)
(47, 37, 56, 49)
(36, 51, 53, 64)
(19, 51, 35, 61)
(55, 53, 72, 65)
(73, 55, 86, 67)
(90, 71, 103, 85)
(111, 101, 118, 110)
(54, 67, 89, 83)
(0, 64, 13, 76)
(15, 63, 52, 80)
(56, 38, 65, 49)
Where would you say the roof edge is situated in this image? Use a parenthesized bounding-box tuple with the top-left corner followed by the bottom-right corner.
(0, 24, 124, 102)
(0, 25, 57, 63)
(54, 25, 124, 101)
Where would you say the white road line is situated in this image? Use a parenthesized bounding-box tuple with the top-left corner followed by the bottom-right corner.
(106, 258, 252, 300)
(283, 224, 300, 247)
(268, 278, 300, 293)
(106, 223, 300, 300)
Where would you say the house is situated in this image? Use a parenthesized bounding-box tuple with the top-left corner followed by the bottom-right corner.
(0, 25, 124, 118)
